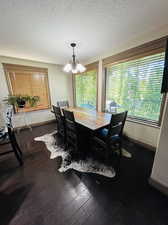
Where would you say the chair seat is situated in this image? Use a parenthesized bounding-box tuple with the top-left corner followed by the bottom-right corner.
(97, 128, 120, 143)
(99, 128, 108, 137)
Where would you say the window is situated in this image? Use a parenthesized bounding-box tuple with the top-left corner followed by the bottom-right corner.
(3, 64, 51, 112)
(105, 52, 165, 123)
(75, 69, 97, 109)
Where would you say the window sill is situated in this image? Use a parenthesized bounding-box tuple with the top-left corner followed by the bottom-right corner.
(126, 117, 160, 129)
(15, 106, 51, 113)
(105, 110, 160, 128)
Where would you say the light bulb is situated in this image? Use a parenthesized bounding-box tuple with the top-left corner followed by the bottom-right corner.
(76, 63, 86, 73)
(63, 63, 72, 73)
(72, 68, 78, 74)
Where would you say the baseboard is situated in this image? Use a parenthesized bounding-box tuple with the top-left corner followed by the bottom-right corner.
(124, 135, 156, 151)
(15, 119, 56, 130)
(149, 178, 168, 196)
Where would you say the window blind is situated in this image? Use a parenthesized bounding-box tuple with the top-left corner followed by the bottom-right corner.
(3, 64, 50, 112)
(105, 52, 165, 123)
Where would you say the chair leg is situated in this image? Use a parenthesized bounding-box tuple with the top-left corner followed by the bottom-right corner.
(105, 147, 111, 166)
(10, 132, 22, 155)
(11, 141, 23, 166)
(64, 142, 68, 151)
(63, 134, 66, 145)
(13, 136, 22, 156)
(116, 143, 122, 174)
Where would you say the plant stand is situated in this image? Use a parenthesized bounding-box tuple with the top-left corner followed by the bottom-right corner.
(14, 109, 32, 133)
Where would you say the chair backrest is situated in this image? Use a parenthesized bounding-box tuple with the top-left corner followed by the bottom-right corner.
(0, 106, 14, 141)
(57, 100, 69, 108)
(53, 105, 62, 118)
(62, 109, 78, 149)
(53, 105, 65, 137)
(107, 111, 128, 139)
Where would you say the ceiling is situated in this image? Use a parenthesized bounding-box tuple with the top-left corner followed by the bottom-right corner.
(0, 0, 168, 64)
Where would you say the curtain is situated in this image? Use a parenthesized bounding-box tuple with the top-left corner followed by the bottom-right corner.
(161, 39, 168, 93)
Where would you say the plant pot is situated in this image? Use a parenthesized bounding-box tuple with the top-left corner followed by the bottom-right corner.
(17, 99, 26, 108)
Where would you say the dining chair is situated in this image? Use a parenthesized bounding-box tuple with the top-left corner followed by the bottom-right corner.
(57, 100, 69, 108)
(0, 115, 23, 166)
(52, 105, 66, 142)
(92, 111, 128, 170)
(62, 109, 81, 159)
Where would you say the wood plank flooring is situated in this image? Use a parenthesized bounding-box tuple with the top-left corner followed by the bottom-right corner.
(0, 123, 168, 225)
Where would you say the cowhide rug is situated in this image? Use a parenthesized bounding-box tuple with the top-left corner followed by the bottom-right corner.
(34, 131, 132, 178)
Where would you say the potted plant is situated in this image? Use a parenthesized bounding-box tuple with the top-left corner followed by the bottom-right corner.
(16, 95, 27, 108)
(4, 95, 40, 110)
(28, 96, 40, 107)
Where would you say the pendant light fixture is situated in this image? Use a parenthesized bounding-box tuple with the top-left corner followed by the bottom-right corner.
(63, 43, 86, 74)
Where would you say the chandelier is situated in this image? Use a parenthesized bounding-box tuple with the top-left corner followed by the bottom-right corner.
(63, 43, 86, 74)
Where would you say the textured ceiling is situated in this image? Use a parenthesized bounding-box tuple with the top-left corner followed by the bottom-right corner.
(0, 0, 168, 64)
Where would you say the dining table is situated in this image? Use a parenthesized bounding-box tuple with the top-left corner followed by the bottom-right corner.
(52, 106, 112, 131)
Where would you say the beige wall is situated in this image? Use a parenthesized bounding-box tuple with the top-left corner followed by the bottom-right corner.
(0, 56, 73, 127)
(124, 121, 160, 148)
(151, 96, 168, 190)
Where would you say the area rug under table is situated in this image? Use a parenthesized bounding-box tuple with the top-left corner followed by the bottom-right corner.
(34, 131, 132, 178)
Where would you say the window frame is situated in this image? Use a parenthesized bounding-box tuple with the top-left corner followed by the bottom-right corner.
(103, 64, 166, 127)
(3, 63, 51, 113)
(102, 37, 168, 127)
(73, 64, 98, 110)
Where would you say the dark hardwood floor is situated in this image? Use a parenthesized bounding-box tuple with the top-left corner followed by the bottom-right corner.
(0, 123, 167, 225)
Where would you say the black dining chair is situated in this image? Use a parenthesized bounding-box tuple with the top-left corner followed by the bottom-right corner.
(0, 121, 23, 166)
(53, 105, 66, 142)
(57, 100, 69, 108)
(92, 111, 128, 170)
(62, 109, 82, 159)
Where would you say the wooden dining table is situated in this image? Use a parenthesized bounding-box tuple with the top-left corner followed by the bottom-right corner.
(52, 107, 111, 131)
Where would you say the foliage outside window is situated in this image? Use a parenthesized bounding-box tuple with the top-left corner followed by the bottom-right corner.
(105, 52, 165, 123)
(75, 70, 97, 109)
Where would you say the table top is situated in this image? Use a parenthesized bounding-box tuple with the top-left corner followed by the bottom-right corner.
(62, 107, 111, 131)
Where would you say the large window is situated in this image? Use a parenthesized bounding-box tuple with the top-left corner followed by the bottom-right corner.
(105, 52, 165, 123)
(75, 70, 97, 109)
